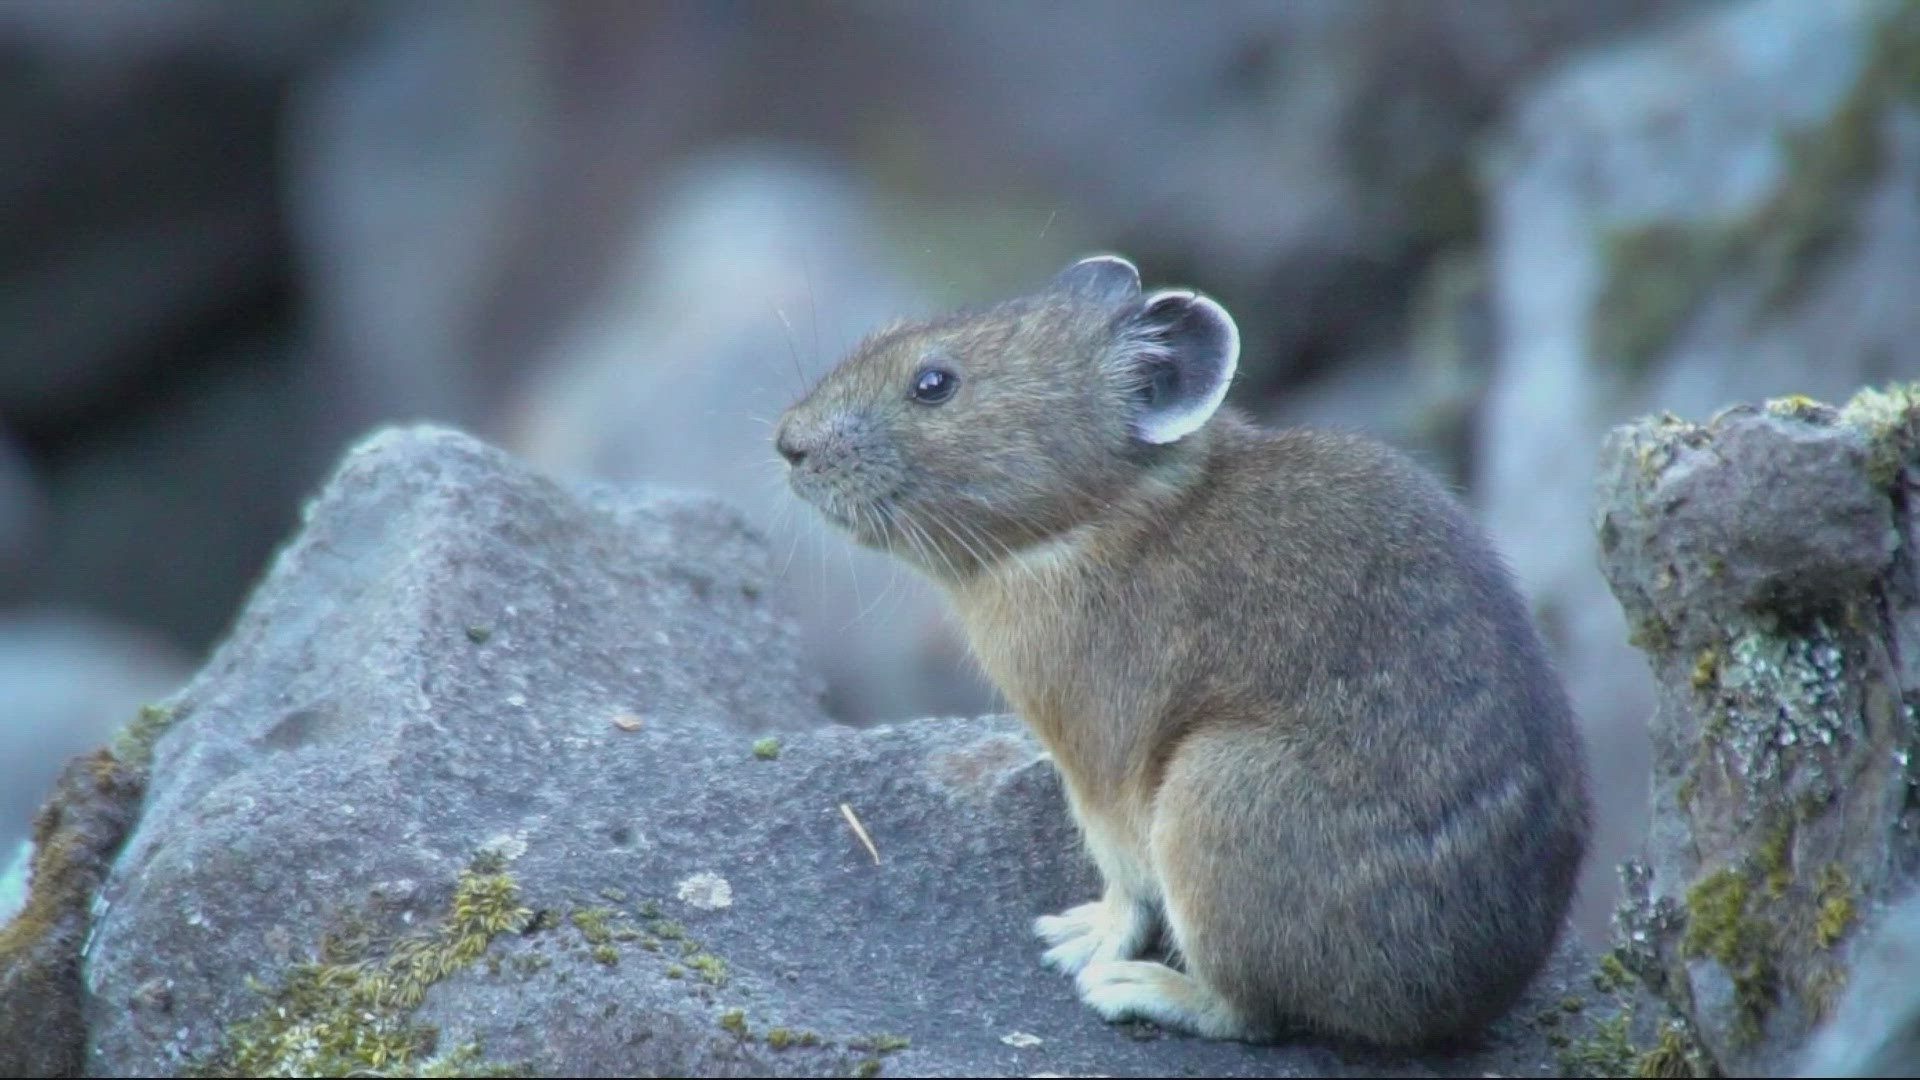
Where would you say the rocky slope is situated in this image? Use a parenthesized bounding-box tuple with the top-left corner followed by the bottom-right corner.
(4, 426, 1617, 1077)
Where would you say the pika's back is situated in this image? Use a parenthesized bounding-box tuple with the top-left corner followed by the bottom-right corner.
(1158, 419, 1578, 780)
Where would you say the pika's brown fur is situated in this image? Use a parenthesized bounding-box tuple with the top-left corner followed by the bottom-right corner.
(774, 256, 1590, 1046)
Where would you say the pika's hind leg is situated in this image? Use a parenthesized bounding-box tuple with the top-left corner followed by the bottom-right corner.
(1083, 726, 1288, 1042)
(1075, 959, 1260, 1039)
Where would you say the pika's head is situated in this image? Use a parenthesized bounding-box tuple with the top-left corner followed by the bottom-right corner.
(774, 255, 1239, 577)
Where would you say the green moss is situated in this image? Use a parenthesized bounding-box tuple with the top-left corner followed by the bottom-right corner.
(718, 1009, 748, 1038)
(1759, 819, 1795, 899)
(855, 1058, 883, 1078)
(193, 861, 532, 1077)
(686, 952, 729, 988)
(1682, 868, 1775, 1044)
(590, 944, 618, 966)
(1839, 382, 1920, 488)
(1634, 1021, 1702, 1078)
(569, 907, 614, 946)
(1558, 1010, 1638, 1078)
(112, 702, 183, 774)
(763, 1027, 821, 1050)
(1689, 649, 1719, 692)
(1744, 94, 1878, 311)
(1594, 949, 1636, 994)
(464, 626, 492, 644)
(1814, 864, 1855, 947)
(1764, 394, 1829, 421)
(752, 736, 782, 761)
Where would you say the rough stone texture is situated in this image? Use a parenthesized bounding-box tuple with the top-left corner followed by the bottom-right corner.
(1599, 407, 1897, 640)
(1478, 0, 1920, 928)
(71, 425, 1610, 1077)
(1595, 388, 1920, 1076)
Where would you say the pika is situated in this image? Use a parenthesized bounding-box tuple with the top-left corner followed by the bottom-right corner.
(774, 255, 1590, 1046)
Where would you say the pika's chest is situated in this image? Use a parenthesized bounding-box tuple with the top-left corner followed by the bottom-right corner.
(953, 585, 1075, 718)
(949, 557, 1101, 747)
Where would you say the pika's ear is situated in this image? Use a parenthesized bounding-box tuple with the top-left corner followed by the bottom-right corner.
(1050, 254, 1141, 304)
(1112, 289, 1240, 445)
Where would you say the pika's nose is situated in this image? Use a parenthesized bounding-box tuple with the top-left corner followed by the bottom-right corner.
(775, 426, 806, 466)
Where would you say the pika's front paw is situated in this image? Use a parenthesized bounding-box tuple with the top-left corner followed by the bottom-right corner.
(1034, 898, 1148, 975)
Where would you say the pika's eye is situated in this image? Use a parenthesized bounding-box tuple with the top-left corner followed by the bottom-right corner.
(910, 366, 958, 405)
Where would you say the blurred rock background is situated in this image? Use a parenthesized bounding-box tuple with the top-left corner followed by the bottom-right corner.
(3, 0, 1915, 938)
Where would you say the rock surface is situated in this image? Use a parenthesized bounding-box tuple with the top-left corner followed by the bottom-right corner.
(1595, 387, 1920, 1076)
(64, 426, 1613, 1077)
(1478, 0, 1920, 926)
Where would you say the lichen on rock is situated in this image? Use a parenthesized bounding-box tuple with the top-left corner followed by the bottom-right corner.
(1596, 384, 1920, 1075)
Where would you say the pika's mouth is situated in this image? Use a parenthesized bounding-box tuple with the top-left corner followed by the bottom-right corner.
(786, 473, 880, 541)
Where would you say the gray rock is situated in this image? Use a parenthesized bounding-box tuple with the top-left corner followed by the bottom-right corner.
(1478, 0, 1920, 932)
(1597, 407, 1896, 648)
(76, 425, 1607, 1076)
(1594, 388, 1920, 1076)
